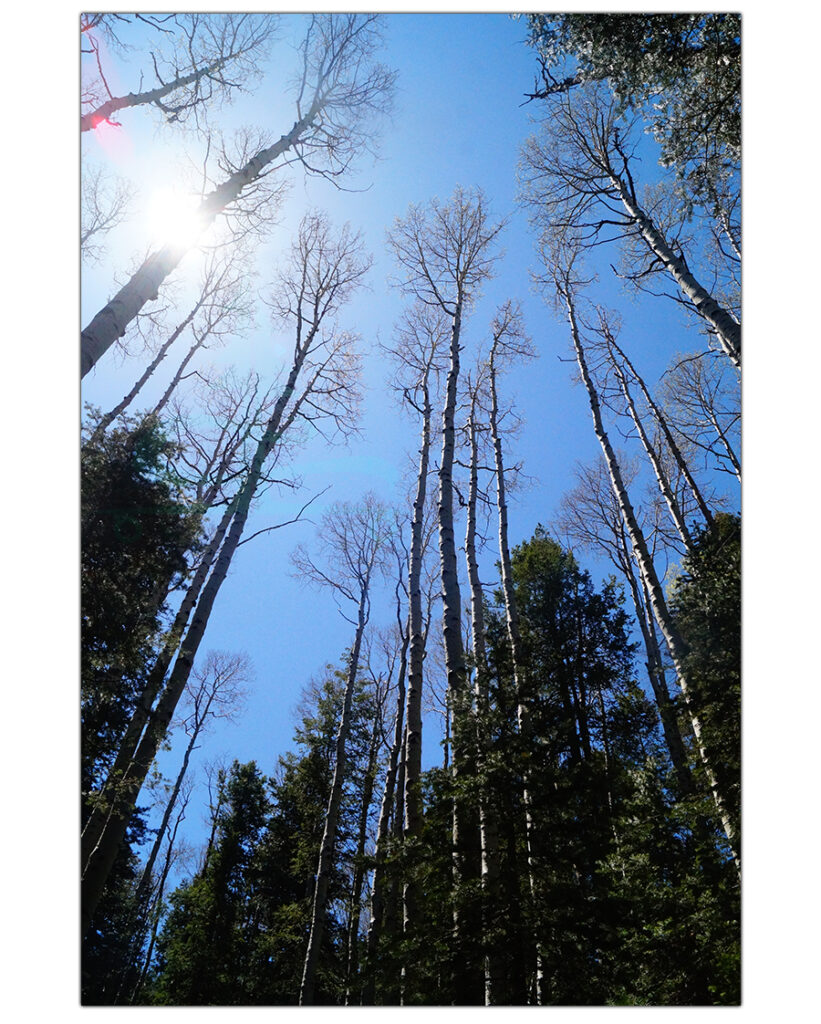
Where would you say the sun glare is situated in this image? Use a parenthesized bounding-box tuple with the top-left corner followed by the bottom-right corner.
(145, 187, 206, 249)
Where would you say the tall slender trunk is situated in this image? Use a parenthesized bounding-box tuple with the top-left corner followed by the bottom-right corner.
(435, 300, 474, 1003)
(607, 339, 694, 551)
(81, 102, 320, 377)
(87, 299, 202, 444)
(616, 525, 693, 795)
(611, 176, 741, 369)
(403, 363, 432, 838)
(487, 345, 543, 1000)
(401, 361, 433, 985)
(364, 632, 407, 1004)
(82, 503, 233, 865)
(561, 283, 739, 867)
(605, 332, 714, 528)
(82, 340, 314, 935)
(300, 594, 370, 1006)
(464, 395, 503, 1005)
(344, 711, 381, 1004)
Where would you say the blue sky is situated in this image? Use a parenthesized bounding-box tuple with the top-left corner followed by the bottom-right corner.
(2, 1, 818, 1017)
(78, 12, 743, 859)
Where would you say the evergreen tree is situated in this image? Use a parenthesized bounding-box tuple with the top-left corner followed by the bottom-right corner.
(81, 413, 202, 796)
(671, 513, 741, 850)
(151, 761, 270, 1005)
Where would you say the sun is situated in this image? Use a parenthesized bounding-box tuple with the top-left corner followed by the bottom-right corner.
(145, 186, 207, 249)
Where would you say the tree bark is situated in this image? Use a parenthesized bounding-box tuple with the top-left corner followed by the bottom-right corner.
(403, 362, 433, 842)
(560, 282, 739, 867)
(463, 394, 504, 1005)
(435, 301, 475, 1003)
(81, 104, 320, 377)
(300, 595, 370, 1005)
(401, 360, 433, 975)
(82, 332, 317, 935)
(487, 343, 544, 1000)
(611, 177, 741, 369)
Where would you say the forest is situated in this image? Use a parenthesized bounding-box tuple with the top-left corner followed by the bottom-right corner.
(80, 12, 741, 1007)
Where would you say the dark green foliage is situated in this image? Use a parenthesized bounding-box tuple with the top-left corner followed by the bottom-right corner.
(522, 13, 740, 188)
(151, 761, 271, 1005)
(81, 414, 203, 1004)
(146, 668, 379, 1005)
(81, 813, 152, 1005)
(671, 513, 741, 848)
(597, 761, 740, 1004)
(112, 531, 739, 1007)
(81, 412, 202, 794)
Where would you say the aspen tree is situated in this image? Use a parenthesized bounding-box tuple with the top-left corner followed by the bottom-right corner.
(387, 188, 505, 1002)
(593, 312, 696, 552)
(382, 305, 448, 978)
(81, 14, 278, 132)
(557, 458, 694, 794)
(484, 301, 544, 1002)
(461, 364, 505, 1004)
(82, 14, 394, 377)
(661, 352, 741, 481)
(82, 214, 369, 935)
(295, 495, 391, 1006)
(86, 248, 255, 445)
(603, 332, 715, 527)
(520, 87, 741, 369)
(363, 625, 407, 1004)
(546, 241, 738, 865)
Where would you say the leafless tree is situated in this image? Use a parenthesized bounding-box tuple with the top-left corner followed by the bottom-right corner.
(81, 163, 133, 265)
(81, 212, 369, 937)
(127, 780, 194, 1004)
(387, 187, 505, 998)
(458, 358, 509, 1004)
(541, 235, 738, 866)
(293, 494, 392, 1006)
(362, 624, 407, 1002)
(81, 13, 395, 378)
(131, 651, 250, 913)
(344, 629, 396, 1004)
(520, 86, 741, 369)
(86, 246, 256, 445)
(557, 457, 693, 795)
(660, 350, 741, 481)
(81, 14, 278, 132)
(382, 302, 447, 866)
(476, 301, 545, 1000)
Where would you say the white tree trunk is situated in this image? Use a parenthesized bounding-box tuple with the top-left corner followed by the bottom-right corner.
(487, 348, 544, 1000)
(81, 106, 319, 377)
(612, 178, 741, 369)
(562, 284, 739, 868)
(606, 332, 714, 528)
(464, 395, 503, 1005)
(300, 593, 370, 1005)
